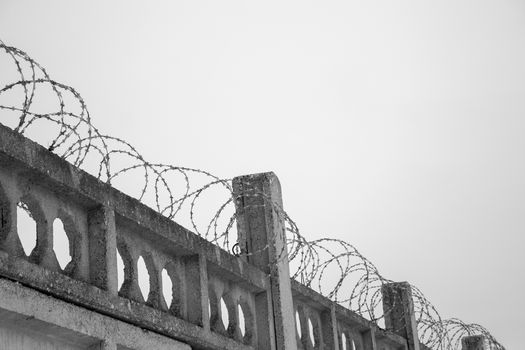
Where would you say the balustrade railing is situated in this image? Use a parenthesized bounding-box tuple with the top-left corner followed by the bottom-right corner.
(0, 122, 266, 350)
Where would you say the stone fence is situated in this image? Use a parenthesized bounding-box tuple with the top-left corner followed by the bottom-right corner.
(0, 122, 485, 350)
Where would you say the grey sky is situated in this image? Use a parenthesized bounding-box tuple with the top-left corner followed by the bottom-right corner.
(1, 1, 524, 348)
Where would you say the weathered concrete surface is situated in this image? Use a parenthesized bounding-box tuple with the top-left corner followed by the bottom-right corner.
(234, 172, 298, 350)
(0, 277, 191, 350)
(382, 282, 420, 350)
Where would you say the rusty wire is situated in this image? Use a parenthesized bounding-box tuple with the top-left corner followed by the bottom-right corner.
(0, 39, 505, 350)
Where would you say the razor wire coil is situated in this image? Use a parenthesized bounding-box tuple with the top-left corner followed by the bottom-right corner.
(0, 40, 505, 350)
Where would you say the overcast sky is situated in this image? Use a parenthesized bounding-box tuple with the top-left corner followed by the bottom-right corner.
(1, 1, 524, 348)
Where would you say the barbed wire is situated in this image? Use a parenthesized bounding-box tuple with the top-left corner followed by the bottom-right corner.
(0, 39, 505, 350)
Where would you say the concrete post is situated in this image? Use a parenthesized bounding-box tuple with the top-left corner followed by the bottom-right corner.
(381, 282, 420, 350)
(233, 172, 297, 350)
(87, 205, 118, 295)
(461, 335, 489, 350)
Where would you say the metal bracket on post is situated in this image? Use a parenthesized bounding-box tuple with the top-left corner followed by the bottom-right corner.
(382, 281, 420, 350)
(233, 172, 297, 350)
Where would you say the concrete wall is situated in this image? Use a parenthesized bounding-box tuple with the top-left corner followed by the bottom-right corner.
(0, 122, 485, 350)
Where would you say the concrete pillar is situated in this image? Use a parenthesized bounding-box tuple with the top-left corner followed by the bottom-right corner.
(461, 335, 489, 350)
(88, 205, 118, 294)
(233, 172, 297, 350)
(381, 282, 420, 350)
